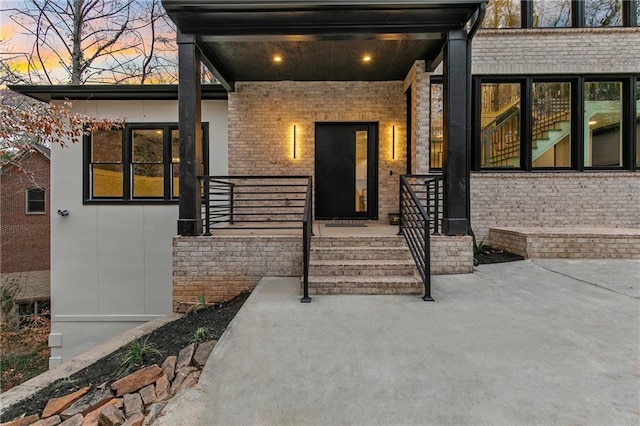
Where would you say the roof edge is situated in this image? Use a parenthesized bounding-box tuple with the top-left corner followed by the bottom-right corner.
(8, 84, 228, 103)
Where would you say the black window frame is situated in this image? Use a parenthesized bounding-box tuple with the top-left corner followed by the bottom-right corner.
(26, 188, 46, 214)
(482, 0, 638, 28)
(471, 74, 639, 172)
(83, 122, 209, 204)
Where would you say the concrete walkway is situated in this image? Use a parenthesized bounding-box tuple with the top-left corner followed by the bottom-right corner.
(155, 259, 640, 426)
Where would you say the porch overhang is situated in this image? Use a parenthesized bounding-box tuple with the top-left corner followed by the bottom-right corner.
(163, 0, 487, 87)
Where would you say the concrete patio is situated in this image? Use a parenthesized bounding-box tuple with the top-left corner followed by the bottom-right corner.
(155, 259, 640, 425)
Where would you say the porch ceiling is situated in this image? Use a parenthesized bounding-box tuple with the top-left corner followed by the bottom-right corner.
(162, 0, 487, 85)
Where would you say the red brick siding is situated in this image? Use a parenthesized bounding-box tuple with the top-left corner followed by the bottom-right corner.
(1, 151, 50, 273)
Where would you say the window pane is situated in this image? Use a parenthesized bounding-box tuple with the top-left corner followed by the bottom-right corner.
(585, 0, 621, 26)
(171, 130, 180, 163)
(92, 164, 123, 197)
(172, 164, 180, 198)
(480, 83, 521, 168)
(92, 129, 122, 163)
(636, 82, 640, 166)
(533, 0, 570, 27)
(132, 129, 163, 163)
(532, 82, 572, 168)
(430, 83, 443, 169)
(27, 188, 45, 213)
(133, 164, 164, 197)
(482, 0, 521, 28)
(584, 82, 623, 167)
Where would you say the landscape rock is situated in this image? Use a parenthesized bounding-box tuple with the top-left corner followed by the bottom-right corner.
(81, 398, 122, 426)
(192, 340, 217, 367)
(175, 344, 195, 370)
(59, 414, 84, 426)
(61, 386, 114, 419)
(0, 414, 40, 426)
(110, 366, 162, 397)
(174, 372, 198, 394)
(122, 394, 143, 418)
(140, 402, 167, 426)
(154, 375, 170, 401)
(160, 356, 176, 382)
(97, 406, 125, 426)
(42, 386, 91, 418)
(30, 415, 61, 426)
(169, 367, 198, 396)
(121, 413, 144, 426)
(138, 384, 156, 407)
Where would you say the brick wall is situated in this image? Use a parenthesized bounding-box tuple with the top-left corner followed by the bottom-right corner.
(173, 236, 302, 311)
(470, 172, 640, 242)
(473, 28, 640, 75)
(228, 81, 407, 220)
(431, 235, 474, 274)
(0, 150, 50, 300)
(404, 61, 431, 174)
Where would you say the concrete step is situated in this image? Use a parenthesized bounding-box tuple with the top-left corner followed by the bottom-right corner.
(310, 246, 412, 261)
(309, 259, 417, 276)
(307, 276, 423, 295)
(311, 236, 407, 248)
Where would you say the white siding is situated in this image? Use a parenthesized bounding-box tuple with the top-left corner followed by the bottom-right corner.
(49, 99, 228, 366)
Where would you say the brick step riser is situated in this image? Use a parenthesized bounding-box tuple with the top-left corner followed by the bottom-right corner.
(309, 288, 422, 295)
(308, 265, 417, 276)
(311, 238, 407, 248)
(310, 250, 411, 261)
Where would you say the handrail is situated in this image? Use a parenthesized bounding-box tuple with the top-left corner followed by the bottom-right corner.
(399, 176, 433, 301)
(301, 176, 313, 303)
(398, 175, 440, 301)
(199, 175, 313, 304)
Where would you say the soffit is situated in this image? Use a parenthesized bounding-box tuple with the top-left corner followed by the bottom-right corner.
(162, 0, 486, 82)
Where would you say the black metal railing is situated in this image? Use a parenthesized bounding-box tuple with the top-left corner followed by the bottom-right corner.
(301, 177, 313, 303)
(399, 174, 443, 234)
(398, 174, 443, 301)
(199, 175, 313, 303)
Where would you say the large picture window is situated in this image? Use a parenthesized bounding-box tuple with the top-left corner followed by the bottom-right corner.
(85, 123, 208, 203)
(533, 0, 571, 27)
(472, 75, 638, 171)
(430, 82, 443, 169)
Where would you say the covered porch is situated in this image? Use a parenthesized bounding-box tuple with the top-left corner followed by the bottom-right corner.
(163, 0, 488, 236)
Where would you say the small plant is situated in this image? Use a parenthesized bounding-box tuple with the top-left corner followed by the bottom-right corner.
(186, 294, 209, 315)
(474, 239, 490, 255)
(116, 337, 162, 377)
(190, 327, 210, 345)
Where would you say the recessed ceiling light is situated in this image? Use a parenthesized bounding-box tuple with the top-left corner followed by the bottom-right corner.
(273, 55, 283, 63)
(589, 120, 597, 125)
(363, 55, 372, 63)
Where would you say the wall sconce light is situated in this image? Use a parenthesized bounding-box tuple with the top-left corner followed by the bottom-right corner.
(391, 125, 396, 160)
(293, 125, 297, 159)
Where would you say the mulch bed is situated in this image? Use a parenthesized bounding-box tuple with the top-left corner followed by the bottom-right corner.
(1, 291, 250, 422)
(475, 247, 524, 265)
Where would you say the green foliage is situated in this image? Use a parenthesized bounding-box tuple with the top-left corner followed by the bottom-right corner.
(116, 337, 162, 377)
(190, 327, 210, 345)
(186, 294, 208, 315)
(474, 239, 490, 254)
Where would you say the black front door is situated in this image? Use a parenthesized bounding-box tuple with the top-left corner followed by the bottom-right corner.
(315, 122, 378, 220)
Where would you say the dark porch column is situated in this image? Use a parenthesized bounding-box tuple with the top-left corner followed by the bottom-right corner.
(441, 30, 471, 236)
(177, 33, 203, 236)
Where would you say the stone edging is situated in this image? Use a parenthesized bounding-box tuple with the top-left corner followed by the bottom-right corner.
(0, 314, 181, 413)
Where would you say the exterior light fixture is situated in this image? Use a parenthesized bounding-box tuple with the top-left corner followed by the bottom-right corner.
(392, 125, 396, 160)
(588, 120, 597, 125)
(273, 55, 283, 63)
(363, 55, 372, 63)
(293, 125, 297, 159)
